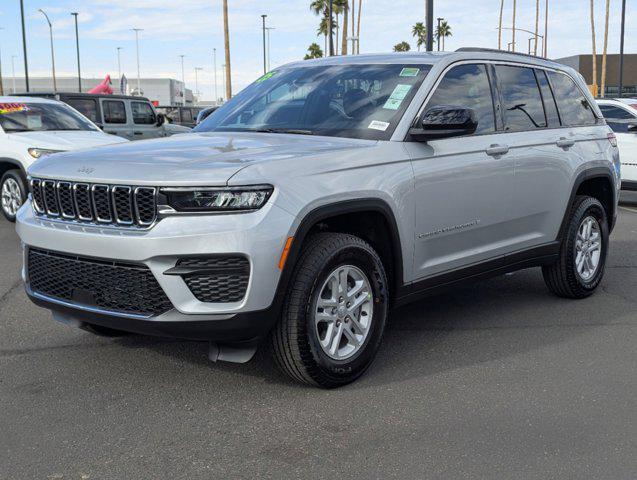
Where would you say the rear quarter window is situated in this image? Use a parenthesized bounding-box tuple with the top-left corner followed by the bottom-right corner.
(547, 71, 597, 126)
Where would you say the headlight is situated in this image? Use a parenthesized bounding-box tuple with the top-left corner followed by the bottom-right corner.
(161, 186, 273, 212)
(27, 148, 64, 159)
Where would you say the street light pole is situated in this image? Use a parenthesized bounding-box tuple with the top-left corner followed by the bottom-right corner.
(11, 55, 17, 94)
(0, 28, 4, 96)
(20, 0, 30, 92)
(261, 15, 267, 74)
(618, 0, 626, 97)
(213, 48, 218, 104)
(194, 67, 203, 104)
(265, 27, 275, 71)
(117, 47, 123, 80)
(437, 17, 443, 51)
(132, 28, 143, 95)
(179, 55, 186, 106)
(38, 10, 57, 92)
(71, 13, 81, 92)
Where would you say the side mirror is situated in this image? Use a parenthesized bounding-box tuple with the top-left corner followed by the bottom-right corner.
(628, 123, 637, 132)
(95, 123, 104, 130)
(409, 106, 478, 141)
(156, 113, 165, 127)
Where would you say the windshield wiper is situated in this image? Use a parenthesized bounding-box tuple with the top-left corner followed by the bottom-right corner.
(254, 128, 315, 135)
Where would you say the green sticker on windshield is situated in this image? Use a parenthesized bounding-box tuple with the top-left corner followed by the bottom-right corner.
(399, 67, 420, 77)
(383, 84, 413, 110)
(256, 71, 277, 83)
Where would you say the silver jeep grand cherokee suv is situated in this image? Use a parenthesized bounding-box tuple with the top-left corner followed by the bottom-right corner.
(17, 49, 620, 388)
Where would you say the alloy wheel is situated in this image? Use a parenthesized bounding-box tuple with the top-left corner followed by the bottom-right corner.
(1, 177, 23, 218)
(574, 215, 602, 282)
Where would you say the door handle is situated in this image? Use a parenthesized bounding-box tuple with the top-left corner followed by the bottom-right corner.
(556, 137, 575, 149)
(133, 131, 143, 136)
(486, 144, 510, 157)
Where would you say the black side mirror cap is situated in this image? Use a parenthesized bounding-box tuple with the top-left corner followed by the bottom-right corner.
(156, 113, 166, 127)
(409, 105, 478, 141)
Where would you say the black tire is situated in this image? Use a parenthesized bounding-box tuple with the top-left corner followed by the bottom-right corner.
(543, 195, 609, 299)
(1, 170, 27, 222)
(271, 232, 389, 388)
(80, 323, 132, 337)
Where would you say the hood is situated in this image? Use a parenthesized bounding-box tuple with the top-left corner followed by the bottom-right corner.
(9, 130, 129, 150)
(28, 131, 375, 186)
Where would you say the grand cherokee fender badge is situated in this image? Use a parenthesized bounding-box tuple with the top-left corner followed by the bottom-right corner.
(77, 166, 95, 174)
(419, 219, 480, 239)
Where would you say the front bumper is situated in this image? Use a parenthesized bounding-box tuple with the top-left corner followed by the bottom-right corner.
(17, 201, 295, 342)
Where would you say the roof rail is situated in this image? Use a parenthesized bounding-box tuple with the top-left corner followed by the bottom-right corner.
(455, 47, 549, 61)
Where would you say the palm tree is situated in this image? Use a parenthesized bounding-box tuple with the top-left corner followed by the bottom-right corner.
(437, 20, 452, 51)
(412, 22, 427, 51)
(590, 0, 598, 95)
(600, 0, 610, 98)
(534, 0, 540, 55)
(340, 0, 349, 55)
(311, 0, 332, 55)
(304, 43, 324, 59)
(498, 0, 505, 50)
(222, 0, 232, 100)
(393, 41, 411, 52)
(356, 0, 362, 54)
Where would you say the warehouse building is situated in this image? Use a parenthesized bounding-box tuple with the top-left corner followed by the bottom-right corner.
(555, 53, 637, 97)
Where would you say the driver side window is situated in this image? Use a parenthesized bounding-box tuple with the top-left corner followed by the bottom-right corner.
(425, 64, 496, 135)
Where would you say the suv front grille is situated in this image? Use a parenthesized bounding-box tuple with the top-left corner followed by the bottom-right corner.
(27, 248, 173, 317)
(30, 178, 157, 228)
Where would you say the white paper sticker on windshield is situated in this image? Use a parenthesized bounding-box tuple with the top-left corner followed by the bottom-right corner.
(368, 120, 390, 131)
(27, 116, 43, 130)
(383, 84, 413, 110)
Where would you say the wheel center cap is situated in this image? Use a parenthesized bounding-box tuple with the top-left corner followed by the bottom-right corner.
(337, 305, 348, 318)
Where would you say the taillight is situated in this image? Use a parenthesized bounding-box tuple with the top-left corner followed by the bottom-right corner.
(608, 133, 618, 147)
(630, 104, 637, 110)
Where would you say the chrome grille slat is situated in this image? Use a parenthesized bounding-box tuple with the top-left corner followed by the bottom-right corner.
(30, 178, 157, 229)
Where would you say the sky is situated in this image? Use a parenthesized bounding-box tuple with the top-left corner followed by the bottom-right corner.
(0, 0, 635, 102)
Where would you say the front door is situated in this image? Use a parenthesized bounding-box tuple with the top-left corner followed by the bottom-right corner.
(130, 101, 165, 140)
(405, 63, 515, 281)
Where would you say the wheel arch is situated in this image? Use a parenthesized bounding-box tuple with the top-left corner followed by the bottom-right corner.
(276, 199, 405, 306)
(0, 158, 27, 181)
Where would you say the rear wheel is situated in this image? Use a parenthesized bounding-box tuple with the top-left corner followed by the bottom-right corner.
(543, 195, 609, 298)
(1, 170, 27, 222)
(271, 233, 389, 388)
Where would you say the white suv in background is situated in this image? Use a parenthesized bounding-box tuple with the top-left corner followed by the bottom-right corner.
(0, 97, 128, 221)
(597, 99, 637, 191)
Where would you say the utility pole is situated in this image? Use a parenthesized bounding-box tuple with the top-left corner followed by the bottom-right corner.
(261, 15, 267, 74)
(11, 55, 17, 94)
(71, 12, 81, 92)
(179, 55, 186, 106)
(117, 47, 123, 80)
(213, 48, 218, 104)
(265, 27, 275, 71)
(132, 28, 143, 95)
(0, 28, 4, 96)
(512, 0, 517, 52)
(222, 0, 232, 99)
(618, 0, 626, 97)
(426, 0, 434, 52)
(39, 10, 57, 92)
(437, 17, 443, 51)
(543, 0, 549, 57)
(20, 0, 30, 92)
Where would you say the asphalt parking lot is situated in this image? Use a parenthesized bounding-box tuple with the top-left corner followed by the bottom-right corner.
(1, 196, 636, 480)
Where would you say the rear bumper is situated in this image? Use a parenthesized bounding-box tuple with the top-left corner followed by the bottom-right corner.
(621, 180, 637, 191)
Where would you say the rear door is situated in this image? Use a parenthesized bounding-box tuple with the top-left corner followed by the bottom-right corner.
(494, 64, 575, 248)
(65, 97, 99, 125)
(405, 63, 516, 279)
(100, 98, 132, 140)
(131, 101, 165, 139)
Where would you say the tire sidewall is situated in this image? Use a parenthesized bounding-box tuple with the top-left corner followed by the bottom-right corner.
(567, 198, 609, 292)
(303, 243, 388, 384)
(1, 170, 27, 222)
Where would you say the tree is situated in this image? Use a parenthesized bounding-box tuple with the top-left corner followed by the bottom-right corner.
(498, 0, 505, 50)
(222, 0, 232, 99)
(311, 0, 346, 55)
(600, 0, 610, 98)
(412, 22, 427, 51)
(340, 0, 349, 55)
(437, 20, 452, 51)
(393, 41, 411, 52)
(304, 43, 324, 60)
(590, 0, 598, 95)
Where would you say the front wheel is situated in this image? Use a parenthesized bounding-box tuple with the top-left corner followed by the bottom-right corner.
(271, 233, 389, 388)
(543, 195, 609, 299)
(1, 170, 27, 222)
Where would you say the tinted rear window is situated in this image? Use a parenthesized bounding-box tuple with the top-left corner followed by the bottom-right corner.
(103, 100, 127, 124)
(67, 98, 98, 123)
(547, 71, 597, 126)
(496, 65, 546, 131)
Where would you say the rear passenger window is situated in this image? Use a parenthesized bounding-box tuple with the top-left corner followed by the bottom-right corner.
(67, 98, 98, 123)
(599, 105, 635, 120)
(547, 71, 597, 126)
(536, 70, 561, 127)
(495, 65, 546, 131)
(132, 102, 157, 125)
(426, 64, 495, 134)
(103, 100, 127, 124)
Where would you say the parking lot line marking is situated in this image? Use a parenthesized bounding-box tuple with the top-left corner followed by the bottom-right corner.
(619, 206, 637, 214)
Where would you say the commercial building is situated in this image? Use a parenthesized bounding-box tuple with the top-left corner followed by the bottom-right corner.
(0, 76, 194, 106)
(555, 54, 637, 97)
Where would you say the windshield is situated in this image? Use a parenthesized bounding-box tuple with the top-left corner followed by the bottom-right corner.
(194, 64, 432, 140)
(0, 102, 98, 133)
